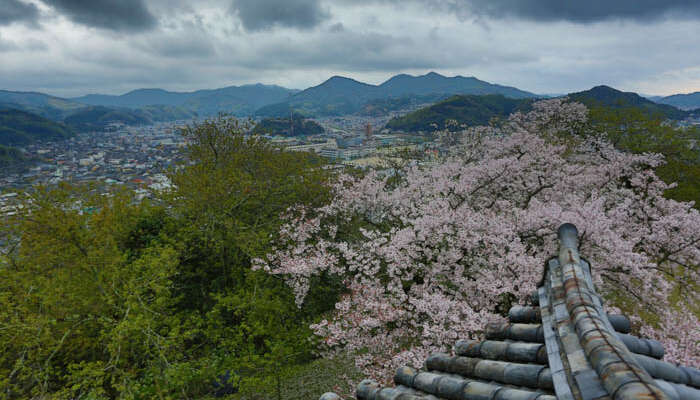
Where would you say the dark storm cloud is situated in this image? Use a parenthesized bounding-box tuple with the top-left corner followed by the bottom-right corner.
(343, 0, 700, 22)
(42, 0, 157, 31)
(0, 0, 39, 26)
(230, 0, 329, 31)
(462, 0, 700, 22)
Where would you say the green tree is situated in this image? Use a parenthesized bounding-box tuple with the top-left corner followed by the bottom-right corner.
(0, 185, 191, 399)
(0, 116, 343, 399)
(589, 106, 700, 205)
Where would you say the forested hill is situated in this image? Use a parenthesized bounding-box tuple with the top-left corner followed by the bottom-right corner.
(62, 105, 196, 132)
(252, 114, 325, 136)
(385, 94, 533, 132)
(0, 108, 74, 146)
(567, 85, 688, 120)
(0, 90, 86, 120)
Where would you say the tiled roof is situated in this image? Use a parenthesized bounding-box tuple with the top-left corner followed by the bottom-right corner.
(319, 224, 700, 400)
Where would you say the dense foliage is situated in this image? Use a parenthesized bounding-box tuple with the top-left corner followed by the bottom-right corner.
(252, 114, 325, 136)
(259, 99, 700, 383)
(0, 117, 341, 399)
(589, 106, 700, 205)
(385, 94, 532, 132)
(0, 108, 74, 146)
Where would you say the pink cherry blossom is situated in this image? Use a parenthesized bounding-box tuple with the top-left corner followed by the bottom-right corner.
(256, 99, 700, 382)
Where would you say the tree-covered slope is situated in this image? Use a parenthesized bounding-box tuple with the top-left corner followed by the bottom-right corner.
(62, 106, 152, 131)
(567, 85, 688, 120)
(0, 90, 86, 120)
(252, 114, 325, 136)
(385, 94, 532, 132)
(358, 94, 448, 117)
(61, 105, 196, 132)
(255, 76, 377, 117)
(0, 108, 74, 146)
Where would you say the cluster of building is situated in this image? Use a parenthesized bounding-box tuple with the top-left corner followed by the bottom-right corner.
(269, 115, 438, 167)
(0, 121, 188, 199)
(0, 112, 443, 216)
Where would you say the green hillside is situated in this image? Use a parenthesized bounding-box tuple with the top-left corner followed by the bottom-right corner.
(0, 108, 74, 146)
(252, 114, 324, 136)
(139, 105, 197, 122)
(63, 106, 151, 132)
(0, 90, 86, 120)
(63, 105, 196, 132)
(385, 94, 532, 132)
(358, 94, 447, 117)
(568, 85, 688, 120)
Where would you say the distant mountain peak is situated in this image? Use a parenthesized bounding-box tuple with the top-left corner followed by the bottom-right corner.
(125, 88, 172, 95)
(324, 75, 366, 84)
(588, 85, 621, 93)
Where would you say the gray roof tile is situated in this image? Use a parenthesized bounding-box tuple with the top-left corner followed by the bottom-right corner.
(319, 224, 699, 400)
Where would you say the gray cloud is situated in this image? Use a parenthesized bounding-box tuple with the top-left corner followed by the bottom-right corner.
(348, 0, 700, 22)
(341, 0, 700, 22)
(1, 0, 699, 97)
(0, 34, 18, 51)
(0, 0, 39, 26)
(230, 0, 329, 31)
(42, 0, 157, 31)
(140, 33, 217, 59)
(460, 0, 700, 22)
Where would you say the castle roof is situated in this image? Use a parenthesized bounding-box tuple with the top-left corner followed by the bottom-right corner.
(319, 224, 700, 400)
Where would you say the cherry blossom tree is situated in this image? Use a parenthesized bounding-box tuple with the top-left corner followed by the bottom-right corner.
(256, 99, 700, 381)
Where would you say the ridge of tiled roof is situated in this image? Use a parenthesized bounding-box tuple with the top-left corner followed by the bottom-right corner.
(318, 223, 700, 400)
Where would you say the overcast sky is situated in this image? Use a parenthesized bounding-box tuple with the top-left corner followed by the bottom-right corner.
(1, 0, 699, 97)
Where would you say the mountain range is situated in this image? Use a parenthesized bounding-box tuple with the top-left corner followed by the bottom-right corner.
(1, 73, 697, 149)
(255, 72, 537, 117)
(72, 84, 298, 116)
